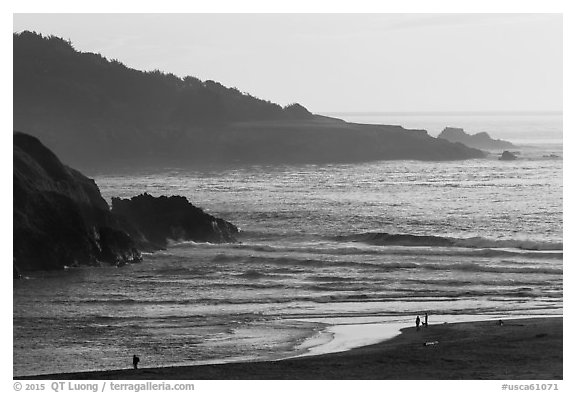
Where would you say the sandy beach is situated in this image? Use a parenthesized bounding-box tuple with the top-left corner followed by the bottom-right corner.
(18, 317, 562, 380)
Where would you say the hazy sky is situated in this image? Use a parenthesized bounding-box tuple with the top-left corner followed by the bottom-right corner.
(13, 13, 562, 112)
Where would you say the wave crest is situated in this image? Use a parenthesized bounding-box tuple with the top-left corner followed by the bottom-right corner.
(334, 232, 562, 251)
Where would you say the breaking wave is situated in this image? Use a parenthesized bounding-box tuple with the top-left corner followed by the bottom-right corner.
(334, 232, 562, 251)
(221, 243, 562, 260)
(210, 254, 562, 275)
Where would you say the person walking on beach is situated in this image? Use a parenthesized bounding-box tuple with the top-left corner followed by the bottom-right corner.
(424, 312, 428, 327)
(416, 315, 421, 331)
(133, 354, 140, 370)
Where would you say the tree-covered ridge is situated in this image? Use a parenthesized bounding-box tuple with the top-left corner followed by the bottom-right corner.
(13, 31, 313, 127)
(13, 31, 485, 168)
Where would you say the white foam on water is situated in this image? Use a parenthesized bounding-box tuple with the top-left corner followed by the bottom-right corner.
(302, 322, 404, 356)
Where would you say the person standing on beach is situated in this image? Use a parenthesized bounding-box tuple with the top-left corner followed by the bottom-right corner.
(133, 355, 140, 370)
(416, 316, 421, 331)
(424, 312, 428, 327)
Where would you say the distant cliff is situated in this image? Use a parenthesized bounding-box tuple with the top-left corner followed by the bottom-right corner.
(13, 133, 238, 273)
(13, 31, 484, 169)
(438, 127, 515, 150)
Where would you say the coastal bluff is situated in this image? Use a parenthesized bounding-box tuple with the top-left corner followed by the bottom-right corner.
(14, 132, 141, 272)
(13, 132, 238, 274)
(14, 31, 485, 170)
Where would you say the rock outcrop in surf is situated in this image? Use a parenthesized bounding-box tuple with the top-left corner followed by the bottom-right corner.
(111, 193, 239, 250)
(13, 132, 239, 273)
(499, 151, 518, 161)
(438, 127, 515, 150)
(14, 132, 142, 272)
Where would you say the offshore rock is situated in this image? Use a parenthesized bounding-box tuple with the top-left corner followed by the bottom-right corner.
(111, 193, 239, 250)
(499, 151, 518, 161)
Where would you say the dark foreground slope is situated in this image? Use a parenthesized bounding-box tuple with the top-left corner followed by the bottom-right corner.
(14, 32, 484, 170)
(13, 133, 238, 274)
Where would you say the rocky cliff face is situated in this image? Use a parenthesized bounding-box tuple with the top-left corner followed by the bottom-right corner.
(438, 127, 515, 150)
(13, 132, 142, 272)
(14, 133, 239, 274)
(111, 193, 238, 250)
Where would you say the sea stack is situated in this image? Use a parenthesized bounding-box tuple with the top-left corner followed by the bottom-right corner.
(438, 127, 515, 150)
(499, 151, 518, 161)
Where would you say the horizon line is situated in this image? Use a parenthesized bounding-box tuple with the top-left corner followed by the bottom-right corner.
(318, 110, 563, 116)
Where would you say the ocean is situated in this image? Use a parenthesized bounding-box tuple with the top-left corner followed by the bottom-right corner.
(13, 112, 563, 376)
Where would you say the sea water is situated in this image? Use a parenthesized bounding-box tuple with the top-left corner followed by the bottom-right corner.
(13, 112, 562, 376)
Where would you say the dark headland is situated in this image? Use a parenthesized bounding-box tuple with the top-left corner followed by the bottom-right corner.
(19, 317, 562, 380)
(13, 31, 484, 171)
(13, 132, 238, 274)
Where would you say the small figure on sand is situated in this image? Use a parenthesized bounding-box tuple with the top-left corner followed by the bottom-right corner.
(416, 315, 421, 331)
(133, 354, 140, 370)
(424, 312, 429, 327)
(498, 320, 504, 326)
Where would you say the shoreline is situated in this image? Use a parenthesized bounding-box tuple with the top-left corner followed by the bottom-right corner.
(288, 314, 559, 360)
(17, 316, 562, 380)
